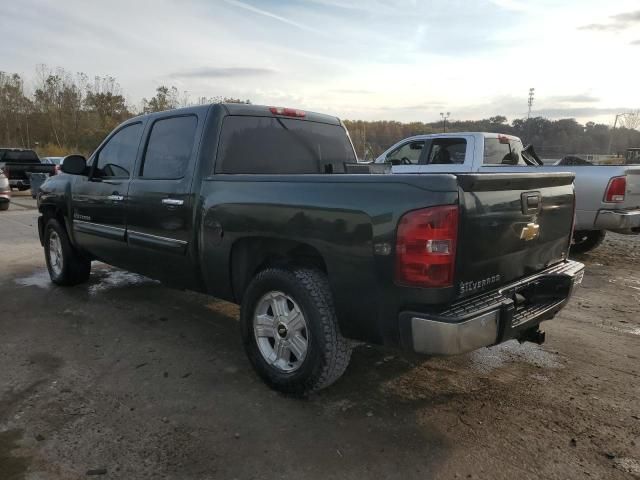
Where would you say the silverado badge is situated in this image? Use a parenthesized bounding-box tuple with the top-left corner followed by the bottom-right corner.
(520, 222, 540, 241)
(460, 274, 501, 295)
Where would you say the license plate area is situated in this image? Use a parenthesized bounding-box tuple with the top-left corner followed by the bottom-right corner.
(502, 275, 573, 328)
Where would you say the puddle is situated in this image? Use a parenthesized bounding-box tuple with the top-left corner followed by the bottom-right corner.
(89, 269, 157, 295)
(14, 270, 51, 289)
(469, 340, 560, 374)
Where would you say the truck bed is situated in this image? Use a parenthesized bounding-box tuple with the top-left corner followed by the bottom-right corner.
(196, 171, 576, 346)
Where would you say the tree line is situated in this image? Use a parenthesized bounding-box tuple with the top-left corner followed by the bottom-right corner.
(1, 65, 639, 159)
(345, 114, 640, 160)
(0, 66, 249, 156)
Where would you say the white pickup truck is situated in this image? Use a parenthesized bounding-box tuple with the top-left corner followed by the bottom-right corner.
(374, 132, 640, 253)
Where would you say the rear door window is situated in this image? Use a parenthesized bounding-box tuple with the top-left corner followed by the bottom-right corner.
(215, 116, 356, 174)
(483, 137, 527, 166)
(141, 116, 198, 179)
(425, 138, 467, 164)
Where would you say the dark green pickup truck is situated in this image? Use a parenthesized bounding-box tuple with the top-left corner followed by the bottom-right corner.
(37, 103, 584, 394)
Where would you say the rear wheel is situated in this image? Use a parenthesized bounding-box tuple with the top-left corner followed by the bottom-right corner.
(44, 218, 91, 285)
(240, 267, 352, 396)
(0, 202, 8, 211)
(571, 230, 606, 254)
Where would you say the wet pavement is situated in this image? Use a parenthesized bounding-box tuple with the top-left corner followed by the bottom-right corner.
(1, 193, 639, 479)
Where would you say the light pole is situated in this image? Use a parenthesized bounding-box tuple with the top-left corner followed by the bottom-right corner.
(527, 88, 535, 120)
(526, 88, 535, 142)
(608, 112, 631, 155)
(440, 112, 450, 133)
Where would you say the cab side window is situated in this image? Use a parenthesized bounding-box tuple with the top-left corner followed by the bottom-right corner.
(95, 123, 143, 178)
(426, 138, 466, 164)
(483, 138, 526, 166)
(141, 116, 198, 179)
(386, 141, 425, 164)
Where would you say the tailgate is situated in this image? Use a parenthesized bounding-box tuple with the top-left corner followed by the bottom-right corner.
(455, 172, 575, 298)
(622, 168, 640, 209)
(4, 163, 54, 180)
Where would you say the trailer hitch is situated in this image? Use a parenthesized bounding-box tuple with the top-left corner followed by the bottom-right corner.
(518, 327, 546, 345)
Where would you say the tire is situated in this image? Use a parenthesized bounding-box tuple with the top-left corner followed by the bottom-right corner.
(571, 230, 606, 254)
(0, 202, 8, 211)
(240, 267, 352, 396)
(44, 218, 91, 286)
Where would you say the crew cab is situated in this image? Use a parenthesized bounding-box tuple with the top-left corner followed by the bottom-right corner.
(0, 148, 57, 191)
(37, 105, 583, 395)
(375, 132, 640, 253)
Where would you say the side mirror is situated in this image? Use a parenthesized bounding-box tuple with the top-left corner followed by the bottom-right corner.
(61, 155, 87, 175)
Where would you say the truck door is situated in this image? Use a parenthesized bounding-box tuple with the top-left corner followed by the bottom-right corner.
(125, 114, 202, 287)
(71, 121, 144, 264)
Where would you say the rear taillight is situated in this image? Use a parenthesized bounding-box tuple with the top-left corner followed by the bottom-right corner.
(395, 205, 458, 288)
(604, 176, 626, 203)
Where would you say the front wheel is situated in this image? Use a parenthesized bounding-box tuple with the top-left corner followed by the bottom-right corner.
(240, 267, 352, 396)
(571, 230, 606, 254)
(0, 202, 9, 211)
(44, 218, 91, 285)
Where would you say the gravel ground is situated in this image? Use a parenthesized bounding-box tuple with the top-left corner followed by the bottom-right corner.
(0, 195, 638, 479)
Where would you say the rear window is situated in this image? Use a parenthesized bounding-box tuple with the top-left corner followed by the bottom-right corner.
(426, 138, 467, 164)
(483, 138, 527, 166)
(215, 116, 355, 174)
(0, 150, 40, 162)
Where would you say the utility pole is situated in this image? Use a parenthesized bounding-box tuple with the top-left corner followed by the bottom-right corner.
(608, 112, 631, 155)
(362, 121, 367, 161)
(440, 112, 450, 133)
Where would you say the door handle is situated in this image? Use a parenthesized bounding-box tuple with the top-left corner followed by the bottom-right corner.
(107, 195, 124, 201)
(162, 198, 184, 206)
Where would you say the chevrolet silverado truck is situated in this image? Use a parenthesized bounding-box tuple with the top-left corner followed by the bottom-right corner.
(37, 104, 584, 395)
(375, 132, 640, 253)
(0, 148, 57, 191)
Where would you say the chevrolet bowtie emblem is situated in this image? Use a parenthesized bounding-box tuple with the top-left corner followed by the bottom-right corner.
(520, 223, 540, 241)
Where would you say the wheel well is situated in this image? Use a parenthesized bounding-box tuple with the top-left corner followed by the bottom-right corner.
(39, 206, 70, 243)
(40, 205, 66, 228)
(230, 237, 327, 302)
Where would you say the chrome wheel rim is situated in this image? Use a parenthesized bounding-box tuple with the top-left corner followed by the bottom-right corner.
(48, 231, 63, 276)
(253, 291, 309, 373)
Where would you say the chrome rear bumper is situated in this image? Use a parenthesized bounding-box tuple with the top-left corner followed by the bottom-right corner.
(400, 260, 585, 355)
(594, 208, 640, 232)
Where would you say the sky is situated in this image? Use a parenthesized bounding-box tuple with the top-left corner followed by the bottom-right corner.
(1, 0, 639, 125)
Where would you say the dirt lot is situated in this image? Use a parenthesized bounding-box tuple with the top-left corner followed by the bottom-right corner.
(1, 192, 639, 479)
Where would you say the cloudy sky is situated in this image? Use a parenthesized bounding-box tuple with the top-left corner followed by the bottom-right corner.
(1, 0, 639, 124)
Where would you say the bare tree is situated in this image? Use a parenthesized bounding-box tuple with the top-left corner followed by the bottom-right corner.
(619, 110, 640, 130)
